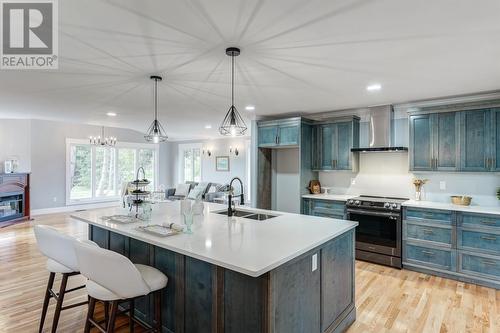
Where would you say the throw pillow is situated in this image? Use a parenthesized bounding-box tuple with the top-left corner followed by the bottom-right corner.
(187, 184, 205, 200)
(174, 183, 190, 197)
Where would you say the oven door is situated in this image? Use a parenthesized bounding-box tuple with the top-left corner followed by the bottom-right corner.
(346, 208, 401, 257)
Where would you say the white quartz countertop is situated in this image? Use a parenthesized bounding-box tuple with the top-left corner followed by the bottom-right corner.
(402, 200, 500, 215)
(71, 202, 357, 277)
(302, 194, 356, 201)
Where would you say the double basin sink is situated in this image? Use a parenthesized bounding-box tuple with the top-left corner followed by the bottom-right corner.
(214, 209, 278, 221)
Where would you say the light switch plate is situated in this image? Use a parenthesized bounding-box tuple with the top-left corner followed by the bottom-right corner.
(439, 181, 446, 190)
(312, 253, 318, 271)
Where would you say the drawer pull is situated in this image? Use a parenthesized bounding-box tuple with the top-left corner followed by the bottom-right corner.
(422, 228, 434, 235)
(421, 250, 435, 257)
(481, 259, 497, 267)
(480, 220, 496, 226)
(422, 213, 435, 219)
(480, 235, 497, 241)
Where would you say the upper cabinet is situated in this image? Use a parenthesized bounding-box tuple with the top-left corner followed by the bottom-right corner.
(312, 117, 359, 171)
(410, 112, 459, 171)
(257, 118, 300, 148)
(410, 108, 500, 172)
(460, 110, 490, 171)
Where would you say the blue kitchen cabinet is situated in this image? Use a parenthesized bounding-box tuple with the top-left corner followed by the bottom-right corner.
(302, 198, 345, 219)
(409, 112, 459, 171)
(409, 114, 433, 171)
(403, 207, 500, 289)
(258, 122, 278, 147)
(490, 108, 500, 171)
(460, 109, 490, 171)
(257, 118, 300, 148)
(312, 117, 359, 171)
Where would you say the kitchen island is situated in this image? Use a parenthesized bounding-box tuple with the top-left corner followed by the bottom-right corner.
(71, 202, 357, 333)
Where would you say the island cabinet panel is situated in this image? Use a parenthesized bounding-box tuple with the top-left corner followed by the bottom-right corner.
(129, 239, 154, 324)
(223, 269, 268, 333)
(270, 251, 321, 333)
(321, 231, 354, 332)
(185, 257, 216, 332)
(89, 225, 356, 333)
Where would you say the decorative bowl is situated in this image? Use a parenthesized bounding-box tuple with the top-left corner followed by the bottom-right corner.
(450, 195, 472, 206)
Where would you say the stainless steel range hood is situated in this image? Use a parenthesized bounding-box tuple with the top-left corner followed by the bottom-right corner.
(351, 105, 408, 153)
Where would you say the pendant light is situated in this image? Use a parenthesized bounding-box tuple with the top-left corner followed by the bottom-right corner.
(219, 47, 247, 136)
(145, 75, 168, 143)
(89, 126, 116, 147)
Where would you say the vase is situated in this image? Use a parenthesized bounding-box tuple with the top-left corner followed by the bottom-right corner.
(415, 190, 421, 201)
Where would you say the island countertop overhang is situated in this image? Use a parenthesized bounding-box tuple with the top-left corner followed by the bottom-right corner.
(71, 202, 357, 277)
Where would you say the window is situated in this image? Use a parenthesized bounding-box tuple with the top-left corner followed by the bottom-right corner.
(178, 144, 201, 183)
(66, 139, 159, 205)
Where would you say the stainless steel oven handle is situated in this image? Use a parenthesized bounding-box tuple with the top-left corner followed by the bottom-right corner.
(346, 209, 400, 218)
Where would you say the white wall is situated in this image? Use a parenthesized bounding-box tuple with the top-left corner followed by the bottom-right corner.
(0, 118, 175, 210)
(0, 119, 31, 172)
(319, 119, 500, 207)
(172, 137, 250, 192)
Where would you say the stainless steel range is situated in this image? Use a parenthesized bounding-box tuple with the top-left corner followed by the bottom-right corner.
(346, 195, 407, 269)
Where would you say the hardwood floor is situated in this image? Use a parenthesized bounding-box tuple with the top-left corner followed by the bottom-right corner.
(0, 212, 498, 333)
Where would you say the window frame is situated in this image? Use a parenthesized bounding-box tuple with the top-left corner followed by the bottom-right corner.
(65, 138, 159, 206)
(178, 143, 202, 183)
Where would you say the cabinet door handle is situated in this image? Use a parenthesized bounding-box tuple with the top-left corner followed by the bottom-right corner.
(421, 250, 435, 257)
(481, 259, 497, 266)
(331, 159, 335, 168)
(275, 135, 279, 144)
(422, 228, 434, 235)
(481, 220, 496, 226)
(423, 213, 435, 219)
(480, 235, 497, 241)
(485, 157, 490, 169)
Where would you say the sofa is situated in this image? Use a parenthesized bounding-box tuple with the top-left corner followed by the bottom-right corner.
(166, 182, 221, 201)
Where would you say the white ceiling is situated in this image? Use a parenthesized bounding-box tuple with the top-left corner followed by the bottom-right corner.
(1, 0, 500, 140)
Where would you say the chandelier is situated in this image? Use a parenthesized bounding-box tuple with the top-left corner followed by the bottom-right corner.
(89, 126, 116, 147)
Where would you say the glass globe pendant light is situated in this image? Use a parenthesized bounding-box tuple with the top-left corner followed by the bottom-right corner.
(219, 47, 247, 136)
(145, 75, 168, 143)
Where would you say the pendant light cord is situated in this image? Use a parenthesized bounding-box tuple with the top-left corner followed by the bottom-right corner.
(231, 53, 234, 107)
(154, 78, 158, 121)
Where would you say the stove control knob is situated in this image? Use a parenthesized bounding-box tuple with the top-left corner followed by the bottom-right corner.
(391, 203, 398, 209)
(384, 202, 390, 209)
(348, 200, 354, 205)
(354, 200, 361, 206)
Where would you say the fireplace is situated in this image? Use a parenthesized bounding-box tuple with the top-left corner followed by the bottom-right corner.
(0, 173, 30, 225)
(0, 193, 23, 222)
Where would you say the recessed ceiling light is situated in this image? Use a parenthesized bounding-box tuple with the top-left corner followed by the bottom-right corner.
(205, 124, 212, 129)
(366, 84, 382, 92)
(106, 112, 117, 117)
(245, 105, 255, 111)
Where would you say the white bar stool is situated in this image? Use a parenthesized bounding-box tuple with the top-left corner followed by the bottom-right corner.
(33, 225, 97, 333)
(73, 240, 168, 333)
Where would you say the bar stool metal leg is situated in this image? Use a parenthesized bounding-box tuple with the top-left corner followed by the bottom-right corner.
(129, 299, 135, 333)
(39, 272, 55, 333)
(154, 291, 162, 332)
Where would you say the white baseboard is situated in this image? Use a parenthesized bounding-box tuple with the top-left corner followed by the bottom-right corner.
(31, 201, 121, 216)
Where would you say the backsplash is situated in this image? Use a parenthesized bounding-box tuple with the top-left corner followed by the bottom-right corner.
(319, 153, 500, 206)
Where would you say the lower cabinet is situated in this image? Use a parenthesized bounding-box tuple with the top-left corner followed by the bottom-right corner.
(302, 198, 346, 219)
(403, 207, 500, 289)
